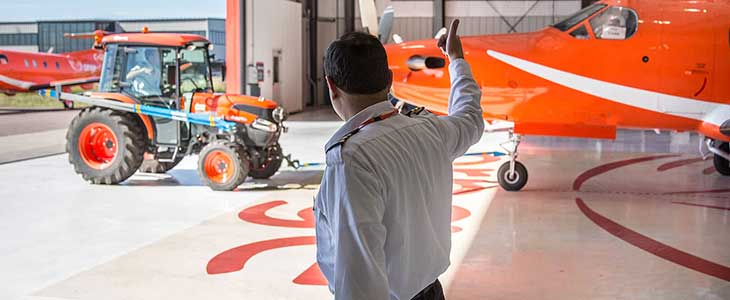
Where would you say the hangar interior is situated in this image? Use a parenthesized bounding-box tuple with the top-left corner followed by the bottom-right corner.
(0, 0, 729, 300)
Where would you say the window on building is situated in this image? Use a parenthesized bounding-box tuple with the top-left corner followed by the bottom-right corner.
(589, 6, 639, 40)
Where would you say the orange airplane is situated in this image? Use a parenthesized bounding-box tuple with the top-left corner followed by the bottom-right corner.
(361, 0, 730, 191)
(0, 32, 104, 108)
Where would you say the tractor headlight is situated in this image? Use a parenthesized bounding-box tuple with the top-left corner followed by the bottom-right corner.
(251, 118, 278, 133)
(272, 106, 288, 123)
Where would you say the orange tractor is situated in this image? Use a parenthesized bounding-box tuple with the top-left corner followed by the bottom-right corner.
(47, 32, 288, 191)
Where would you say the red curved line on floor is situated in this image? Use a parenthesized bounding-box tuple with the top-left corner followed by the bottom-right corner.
(656, 157, 705, 172)
(453, 168, 494, 177)
(206, 236, 316, 275)
(576, 198, 730, 282)
(453, 154, 500, 166)
(238, 200, 315, 228)
(573, 154, 679, 191)
(293, 263, 328, 286)
(671, 201, 730, 211)
(665, 189, 730, 195)
(703, 167, 716, 175)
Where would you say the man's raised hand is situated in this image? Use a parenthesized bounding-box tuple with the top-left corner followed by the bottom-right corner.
(437, 19, 464, 60)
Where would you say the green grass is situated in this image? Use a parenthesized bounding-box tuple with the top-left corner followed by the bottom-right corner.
(1, 77, 225, 109)
(0, 93, 71, 109)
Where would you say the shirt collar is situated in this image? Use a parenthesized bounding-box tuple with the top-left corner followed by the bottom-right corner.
(325, 100, 395, 151)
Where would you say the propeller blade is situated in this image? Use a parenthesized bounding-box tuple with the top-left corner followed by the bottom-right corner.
(358, 0, 379, 37)
(378, 6, 394, 44)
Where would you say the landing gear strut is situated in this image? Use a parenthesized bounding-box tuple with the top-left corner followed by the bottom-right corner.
(497, 132, 528, 191)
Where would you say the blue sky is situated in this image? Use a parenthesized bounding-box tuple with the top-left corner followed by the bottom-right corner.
(3, 0, 226, 22)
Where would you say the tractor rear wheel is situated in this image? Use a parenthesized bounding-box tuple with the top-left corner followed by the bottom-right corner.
(198, 140, 249, 191)
(714, 142, 730, 176)
(139, 154, 184, 173)
(66, 107, 146, 184)
(249, 144, 283, 179)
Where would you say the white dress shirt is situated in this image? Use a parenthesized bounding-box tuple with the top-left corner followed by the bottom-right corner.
(315, 58, 484, 300)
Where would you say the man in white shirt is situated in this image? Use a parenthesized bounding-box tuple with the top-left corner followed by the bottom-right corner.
(126, 48, 161, 96)
(315, 20, 483, 300)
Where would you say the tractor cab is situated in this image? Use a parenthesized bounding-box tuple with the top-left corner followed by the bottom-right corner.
(97, 34, 214, 109)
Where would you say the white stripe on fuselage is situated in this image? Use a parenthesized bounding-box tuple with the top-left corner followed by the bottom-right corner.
(0, 74, 36, 90)
(486, 49, 729, 126)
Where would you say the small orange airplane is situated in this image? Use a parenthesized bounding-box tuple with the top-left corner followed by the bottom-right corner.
(361, 0, 730, 191)
(0, 31, 104, 108)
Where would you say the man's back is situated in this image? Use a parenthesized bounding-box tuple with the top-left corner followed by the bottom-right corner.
(315, 58, 483, 300)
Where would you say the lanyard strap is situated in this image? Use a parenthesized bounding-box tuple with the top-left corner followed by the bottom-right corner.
(326, 109, 399, 152)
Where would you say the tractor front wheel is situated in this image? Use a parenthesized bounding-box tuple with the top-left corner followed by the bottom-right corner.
(198, 141, 249, 191)
(249, 144, 284, 179)
(66, 107, 146, 184)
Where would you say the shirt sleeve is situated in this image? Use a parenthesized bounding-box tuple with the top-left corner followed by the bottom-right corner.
(435, 58, 485, 160)
(330, 161, 389, 300)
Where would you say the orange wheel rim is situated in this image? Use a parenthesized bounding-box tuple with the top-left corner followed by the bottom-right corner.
(204, 150, 235, 184)
(78, 122, 118, 170)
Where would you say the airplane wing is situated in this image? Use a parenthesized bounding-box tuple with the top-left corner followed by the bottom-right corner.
(0, 74, 38, 91)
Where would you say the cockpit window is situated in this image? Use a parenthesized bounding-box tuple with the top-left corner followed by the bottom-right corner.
(0, 55, 8, 65)
(570, 25, 590, 40)
(589, 6, 639, 40)
(553, 3, 607, 31)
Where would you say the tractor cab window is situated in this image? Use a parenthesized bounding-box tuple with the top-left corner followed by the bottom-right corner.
(552, 3, 606, 31)
(179, 46, 212, 94)
(99, 44, 121, 92)
(124, 47, 163, 98)
(589, 6, 639, 40)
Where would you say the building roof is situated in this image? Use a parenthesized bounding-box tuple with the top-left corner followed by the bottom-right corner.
(102, 32, 208, 47)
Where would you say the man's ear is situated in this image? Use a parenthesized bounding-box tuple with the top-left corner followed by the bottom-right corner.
(325, 76, 339, 99)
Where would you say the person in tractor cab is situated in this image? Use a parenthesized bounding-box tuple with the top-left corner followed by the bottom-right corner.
(126, 48, 162, 96)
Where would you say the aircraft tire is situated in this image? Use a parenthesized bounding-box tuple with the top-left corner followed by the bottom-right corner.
(67, 107, 146, 184)
(497, 161, 528, 191)
(198, 140, 249, 191)
(713, 142, 730, 176)
(249, 144, 283, 179)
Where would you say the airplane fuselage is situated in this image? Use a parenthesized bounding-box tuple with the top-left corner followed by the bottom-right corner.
(0, 49, 102, 94)
(386, 0, 730, 142)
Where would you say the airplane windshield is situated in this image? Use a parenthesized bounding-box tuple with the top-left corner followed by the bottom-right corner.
(552, 3, 607, 31)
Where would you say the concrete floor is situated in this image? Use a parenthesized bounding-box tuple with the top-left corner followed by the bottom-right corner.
(0, 109, 728, 300)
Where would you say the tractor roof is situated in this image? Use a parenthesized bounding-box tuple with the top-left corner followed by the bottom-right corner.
(101, 33, 209, 47)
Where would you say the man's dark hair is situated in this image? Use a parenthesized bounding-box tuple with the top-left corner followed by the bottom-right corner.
(324, 32, 392, 95)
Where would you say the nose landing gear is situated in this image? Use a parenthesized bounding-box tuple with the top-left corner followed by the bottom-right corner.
(497, 132, 529, 191)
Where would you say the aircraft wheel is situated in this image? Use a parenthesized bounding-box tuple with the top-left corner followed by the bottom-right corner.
(713, 142, 730, 176)
(249, 144, 283, 179)
(66, 107, 146, 184)
(497, 161, 528, 191)
(198, 140, 249, 191)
